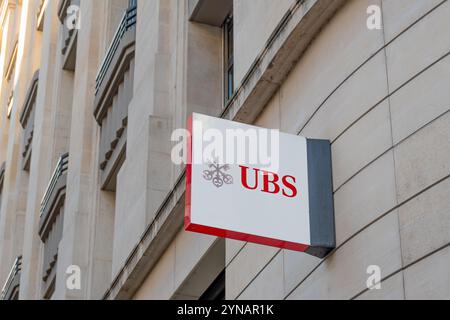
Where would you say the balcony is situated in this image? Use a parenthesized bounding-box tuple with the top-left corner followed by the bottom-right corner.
(1, 256, 22, 300)
(39, 153, 68, 298)
(94, 4, 136, 191)
(36, 0, 47, 31)
(4, 39, 18, 119)
(5, 40, 18, 82)
(58, 0, 79, 71)
(19, 70, 39, 171)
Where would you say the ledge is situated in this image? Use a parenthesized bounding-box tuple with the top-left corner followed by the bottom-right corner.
(188, 0, 232, 27)
(103, 0, 346, 300)
(4, 40, 17, 81)
(104, 173, 186, 300)
(36, 0, 47, 31)
(94, 6, 137, 124)
(62, 29, 77, 71)
(0, 256, 21, 300)
(94, 33, 135, 124)
(20, 71, 39, 171)
(38, 175, 66, 240)
(39, 154, 69, 240)
(221, 0, 346, 124)
(59, 0, 79, 71)
(100, 128, 127, 191)
(19, 70, 39, 128)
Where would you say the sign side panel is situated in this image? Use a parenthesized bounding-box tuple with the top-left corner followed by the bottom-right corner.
(306, 139, 336, 258)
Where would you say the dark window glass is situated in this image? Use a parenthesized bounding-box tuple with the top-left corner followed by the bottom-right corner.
(200, 271, 225, 301)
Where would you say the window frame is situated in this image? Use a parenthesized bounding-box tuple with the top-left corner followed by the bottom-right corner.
(223, 15, 234, 105)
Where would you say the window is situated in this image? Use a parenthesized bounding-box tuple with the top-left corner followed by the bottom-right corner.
(223, 15, 234, 104)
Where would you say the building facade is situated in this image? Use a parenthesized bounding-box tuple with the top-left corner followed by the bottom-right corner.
(0, 0, 449, 300)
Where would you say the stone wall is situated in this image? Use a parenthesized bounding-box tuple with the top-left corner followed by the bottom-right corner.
(226, 0, 450, 300)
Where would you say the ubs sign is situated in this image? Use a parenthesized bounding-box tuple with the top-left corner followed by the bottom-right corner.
(185, 113, 335, 258)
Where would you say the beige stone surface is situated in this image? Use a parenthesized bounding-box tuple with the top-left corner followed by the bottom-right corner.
(0, 0, 43, 293)
(287, 212, 402, 300)
(382, 0, 445, 43)
(390, 54, 450, 144)
(0, 0, 449, 301)
(19, 0, 65, 300)
(133, 241, 176, 300)
(279, 0, 384, 134)
(133, 229, 220, 300)
(331, 101, 392, 190)
(54, 0, 106, 299)
(226, 239, 245, 266)
(385, 0, 450, 92)
(234, 0, 295, 87)
(255, 92, 281, 130)
(399, 178, 450, 266)
(404, 247, 450, 300)
(283, 250, 321, 296)
(226, 243, 280, 300)
(334, 151, 397, 246)
(174, 231, 218, 289)
(356, 272, 405, 300)
(301, 51, 388, 142)
(238, 252, 284, 300)
(394, 111, 450, 203)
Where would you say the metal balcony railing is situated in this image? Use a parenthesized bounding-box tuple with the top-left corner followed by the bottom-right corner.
(38, 155, 68, 299)
(40, 153, 69, 219)
(20, 71, 39, 171)
(95, 4, 137, 96)
(1, 256, 22, 300)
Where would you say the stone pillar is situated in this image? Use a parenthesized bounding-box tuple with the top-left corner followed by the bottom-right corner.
(112, 0, 177, 277)
(0, 0, 20, 284)
(54, 0, 104, 300)
(19, 0, 61, 300)
(0, 0, 40, 288)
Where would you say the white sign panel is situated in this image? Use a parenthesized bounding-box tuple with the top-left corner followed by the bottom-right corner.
(185, 113, 335, 258)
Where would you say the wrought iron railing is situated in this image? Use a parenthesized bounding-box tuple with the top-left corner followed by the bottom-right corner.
(95, 5, 137, 96)
(1, 256, 22, 300)
(39, 153, 69, 218)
